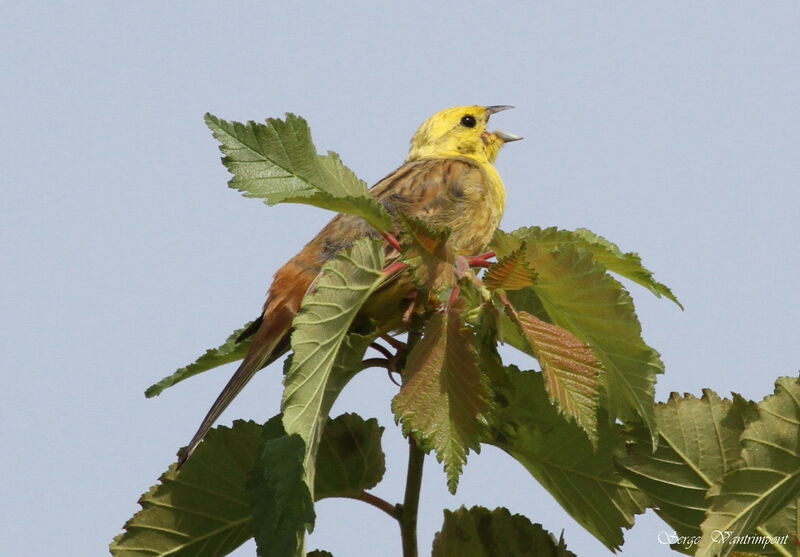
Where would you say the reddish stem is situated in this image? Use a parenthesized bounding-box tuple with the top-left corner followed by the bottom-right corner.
(466, 250, 495, 268)
(383, 261, 408, 275)
(382, 231, 403, 252)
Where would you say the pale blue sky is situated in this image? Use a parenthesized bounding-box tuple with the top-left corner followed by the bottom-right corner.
(3, 2, 799, 556)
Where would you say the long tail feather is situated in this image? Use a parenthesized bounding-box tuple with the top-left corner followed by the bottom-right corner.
(176, 305, 294, 467)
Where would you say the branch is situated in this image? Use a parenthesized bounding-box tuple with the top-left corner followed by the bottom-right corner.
(346, 490, 400, 520)
(399, 436, 425, 557)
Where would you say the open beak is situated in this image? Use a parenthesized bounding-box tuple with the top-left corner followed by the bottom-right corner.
(493, 129, 523, 142)
(485, 105, 515, 116)
(483, 106, 523, 142)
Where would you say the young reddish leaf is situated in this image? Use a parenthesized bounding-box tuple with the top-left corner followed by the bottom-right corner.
(399, 215, 457, 295)
(483, 246, 536, 291)
(503, 303, 602, 440)
(391, 300, 491, 493)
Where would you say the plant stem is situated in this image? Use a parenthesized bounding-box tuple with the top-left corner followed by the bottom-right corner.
(398, 324, 425, 557)
(351, 490, 400, 519)
(399, 435, 425, 557)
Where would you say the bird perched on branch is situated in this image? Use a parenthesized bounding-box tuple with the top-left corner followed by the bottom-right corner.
(178, 105, 522, 466)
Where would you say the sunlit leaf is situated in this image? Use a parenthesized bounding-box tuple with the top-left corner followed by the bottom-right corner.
(282, 238, 386, 499)
(493, 230, 662, 443)
(206, 113, 392, 231)
(398, 215, 456, 295)
(392, 299, 491, 493)
(495, 226, 681, 308)
(431, 506, 577, 557)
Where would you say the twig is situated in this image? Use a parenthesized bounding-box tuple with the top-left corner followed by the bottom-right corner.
(348, 490, 400, 520)
(381, 334, 407, 352)
(369, 342, 394, 360)
(359, 357, 391, 370)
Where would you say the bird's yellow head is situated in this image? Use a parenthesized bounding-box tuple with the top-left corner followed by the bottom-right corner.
(406, 105, 522, 164)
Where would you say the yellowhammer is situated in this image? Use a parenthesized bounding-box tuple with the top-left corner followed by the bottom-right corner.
(179, 105, 521, 465)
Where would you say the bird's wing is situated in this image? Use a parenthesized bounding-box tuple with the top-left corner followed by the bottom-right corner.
(178, 158, 486, 466)
(371, 156, 484, 226)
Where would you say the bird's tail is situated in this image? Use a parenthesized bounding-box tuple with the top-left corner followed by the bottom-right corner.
(176, 302, 295, 468)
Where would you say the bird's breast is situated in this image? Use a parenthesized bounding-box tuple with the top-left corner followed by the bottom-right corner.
(447, 163, 505, 255)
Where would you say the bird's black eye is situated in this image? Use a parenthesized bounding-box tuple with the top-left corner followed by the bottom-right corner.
(460, 114, 477, 128)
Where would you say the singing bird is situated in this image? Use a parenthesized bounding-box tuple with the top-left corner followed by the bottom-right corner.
(178, 105, 522, 465)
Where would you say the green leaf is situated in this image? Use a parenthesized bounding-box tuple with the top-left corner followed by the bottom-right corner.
(572, 227, 682, 309)
(145, 322, 253, 398)
(697, 377, 800, 557)
(391, 299, 491, 493)
(205, 113, 392, 231)
(494, 231, 663, 443)
(112, 410, 386, 557)
(431, 506, 577, 557)
(495, 226, 682, 308)
(248, 416, 314, 557)
(249, 411, 386, 557)
(488, 366, 646, 550)
(110, 420, 261, 557)
(282, 237, 386, 499)
(315, 413, 386, 497)
(617, 391, 755, 553)
(501, 301, 602, 440)
(754, 499, 800, 557)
